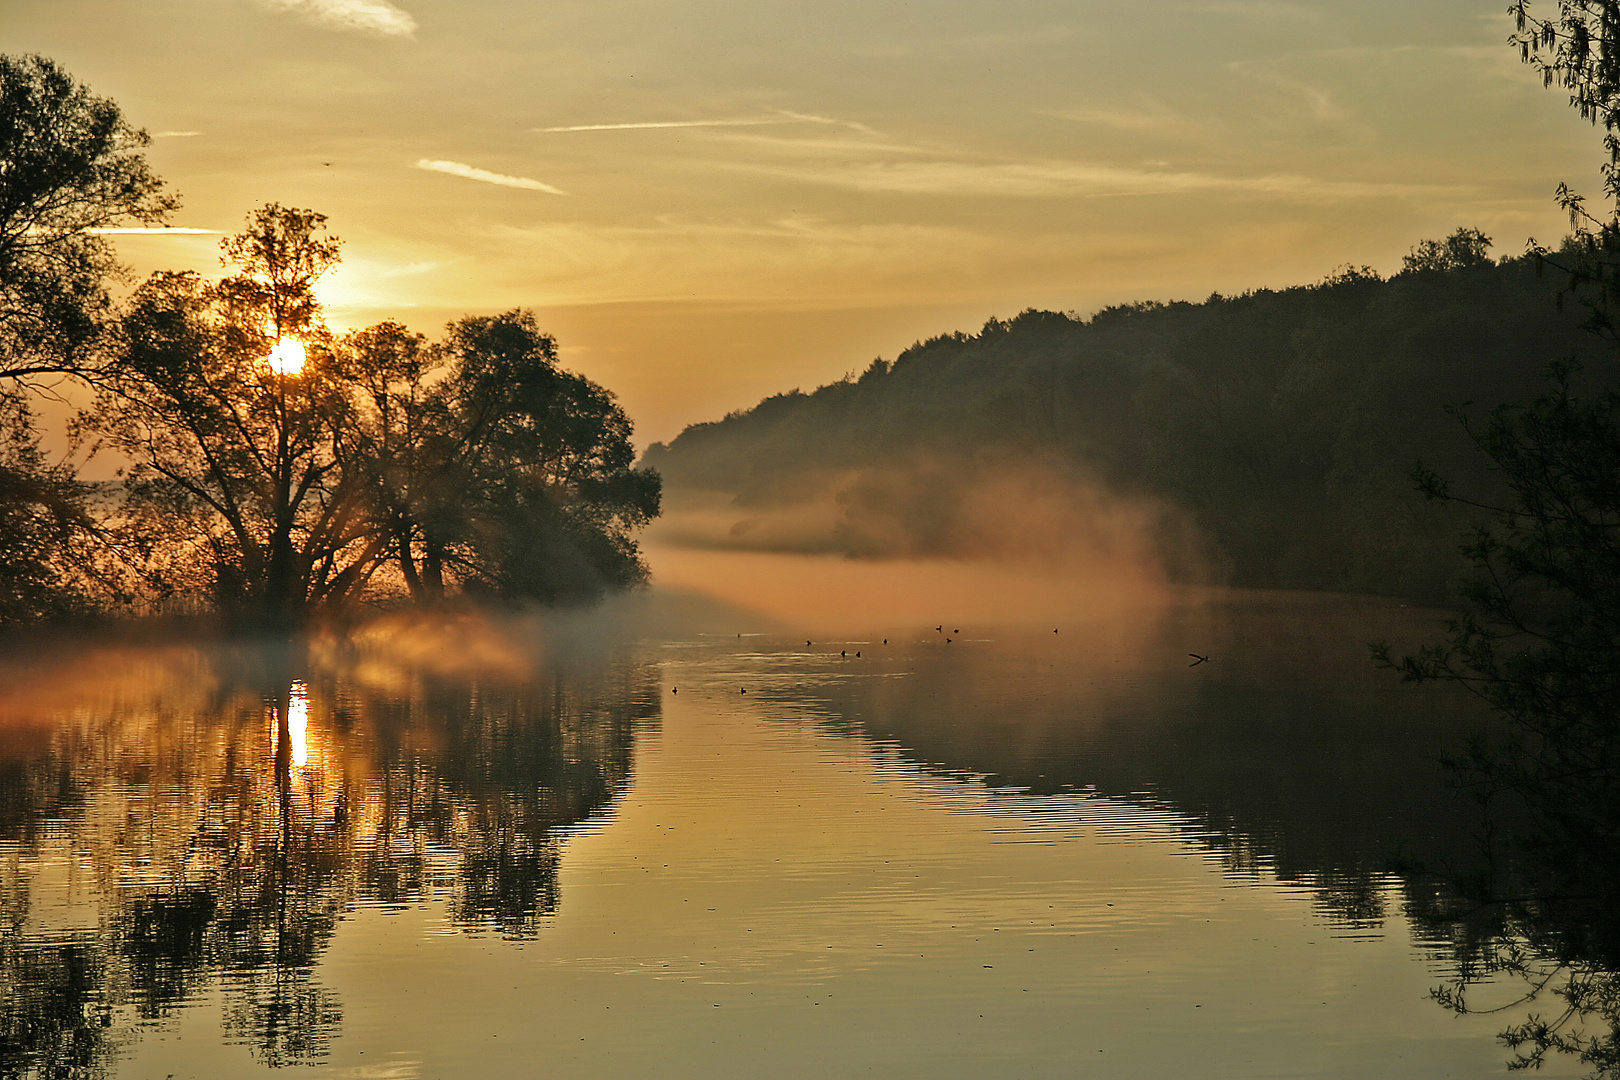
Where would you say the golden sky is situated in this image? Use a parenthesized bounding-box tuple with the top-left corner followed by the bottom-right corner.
(2, 0, 1603, 445)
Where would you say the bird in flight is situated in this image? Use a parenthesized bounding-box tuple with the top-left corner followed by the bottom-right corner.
(1188, 654, 1210, 667)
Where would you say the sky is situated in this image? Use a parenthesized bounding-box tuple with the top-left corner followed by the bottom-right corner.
(2, 0, 1606, 446)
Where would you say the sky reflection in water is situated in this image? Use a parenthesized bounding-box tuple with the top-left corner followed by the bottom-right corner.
(0, 588, 1550, 1079)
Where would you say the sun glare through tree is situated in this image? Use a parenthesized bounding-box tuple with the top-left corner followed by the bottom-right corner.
(266, 336, 306, 376)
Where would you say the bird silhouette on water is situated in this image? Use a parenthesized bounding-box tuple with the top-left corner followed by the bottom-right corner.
(1188, 653, 1210, 667)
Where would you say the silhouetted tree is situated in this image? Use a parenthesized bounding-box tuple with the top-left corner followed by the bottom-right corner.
(1512, 1, 1620, 337)
(86, 208, 658, 622)
(329, 320, 446, 601)
(87, 206, 366, 625)
(0, 54, 175, 627)
(437, 311, 660, 603)
(1373, 6, 1620, 1075)
(1380, 365, 1620, 1076)
(0, 392, 88, 622)
(1401, 227, 1494, 274)
(0, 54, 176, 386)
(338, 310, 660, 605)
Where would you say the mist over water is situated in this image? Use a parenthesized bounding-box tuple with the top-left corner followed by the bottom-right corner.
(640, 469, 1204, 633)
(650, 454, 1211, 584)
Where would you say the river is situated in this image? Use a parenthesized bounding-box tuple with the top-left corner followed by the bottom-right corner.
(0, 555, 1569, 1078)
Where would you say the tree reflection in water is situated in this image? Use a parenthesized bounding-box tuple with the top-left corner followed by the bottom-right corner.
(0, 617, 656, 1077)
(1407, 801, 1620, 1076)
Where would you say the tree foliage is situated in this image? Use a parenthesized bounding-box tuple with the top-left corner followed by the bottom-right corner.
(87, 205, 659, 625)
(1368, 5, 1620, 1075)
(88, 208, 357, 625)
(1512, 1, 1620, 337)
(336, 310, 660, 607)
(0, 391, 87, 622)
(0, 54, 175, 627)
(0, 53, 176, 384)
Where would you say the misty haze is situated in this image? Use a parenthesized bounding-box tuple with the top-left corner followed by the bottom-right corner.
(4, 3, 1620, 1079)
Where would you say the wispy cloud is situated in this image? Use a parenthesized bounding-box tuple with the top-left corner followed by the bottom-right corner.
(89, 227, 220, 234)
(539, 111, 872, 135)
(1230, 66, 1354, 125)
(414, 159, 568, 195)
(541, 118, 789, 133)
(1039, 104, 1203, 136)
(153, 130, 200, 138)
(253, 0, 417, 38)
(733, 156, 1459, 202)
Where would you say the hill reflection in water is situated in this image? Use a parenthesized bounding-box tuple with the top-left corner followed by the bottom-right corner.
(662, 590, 1492, 934)
(0, 615, 657, 1074)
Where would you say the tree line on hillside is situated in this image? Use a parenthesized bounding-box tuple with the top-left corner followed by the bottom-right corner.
(645, 230, 1617, 601)
(0, 55, 659, 630)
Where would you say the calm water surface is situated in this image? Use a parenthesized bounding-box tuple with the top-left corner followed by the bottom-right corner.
(0, 583, 1566, 1078)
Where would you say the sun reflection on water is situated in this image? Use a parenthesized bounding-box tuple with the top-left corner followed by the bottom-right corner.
(287, 680, 308, 768)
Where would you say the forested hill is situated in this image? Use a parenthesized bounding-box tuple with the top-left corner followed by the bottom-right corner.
(642, 236, 1620, 601)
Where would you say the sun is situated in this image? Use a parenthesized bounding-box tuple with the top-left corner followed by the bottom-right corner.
(267, 337, 307, 375)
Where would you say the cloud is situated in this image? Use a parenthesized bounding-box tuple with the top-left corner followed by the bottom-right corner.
(1039, 105, 1200, 135)
(89, 227, 220, 234)
(254, 0, 417, 38)
(539, 111, 873, 135)
(413, 159, 568, 195)
(153, 130, 200, 138)
(732, 156, 1460, 202)
(541, 118, 795, 133)
(1228, 66, 1355, 125)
